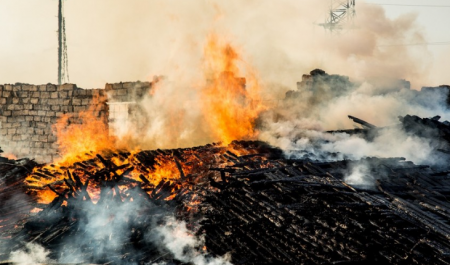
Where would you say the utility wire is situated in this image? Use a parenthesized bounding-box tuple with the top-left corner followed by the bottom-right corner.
(366, 3, 450, 7)
(378, 41, 450, 47)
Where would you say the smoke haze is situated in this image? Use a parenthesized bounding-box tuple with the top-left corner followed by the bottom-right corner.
(0, 0, 439, 90)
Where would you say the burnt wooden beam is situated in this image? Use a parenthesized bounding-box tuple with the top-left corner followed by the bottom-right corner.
(348, 115, 377, 129)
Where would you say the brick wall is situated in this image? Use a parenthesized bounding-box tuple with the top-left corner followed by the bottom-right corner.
(0, 83, 108, 162)
(0, 81, 152, 163)
(105, 81, 151, 103)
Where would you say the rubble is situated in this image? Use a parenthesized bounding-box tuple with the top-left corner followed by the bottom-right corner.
(198, 155, 450, 264)
(0, 157, 37, 237)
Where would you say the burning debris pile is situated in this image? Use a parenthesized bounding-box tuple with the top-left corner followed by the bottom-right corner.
(0, 141, 280, 264)
(2, 114, 450, 264)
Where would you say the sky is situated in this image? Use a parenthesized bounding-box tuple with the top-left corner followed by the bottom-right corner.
(367, 0, 450, 85)
(0, 0, 448, 90)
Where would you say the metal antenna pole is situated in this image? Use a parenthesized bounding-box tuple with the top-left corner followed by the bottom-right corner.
(58, 0, 62, 85)
(58, 0, 69, 84)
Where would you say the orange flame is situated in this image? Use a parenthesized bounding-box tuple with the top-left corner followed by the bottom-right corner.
(25, 151, 194, 204)
(53, 98, 112, 165)
(35, 188, 59, 204)
(201, 34, 267, 145)
(23, 35, 269, 208)
(2, 153, 17, 160)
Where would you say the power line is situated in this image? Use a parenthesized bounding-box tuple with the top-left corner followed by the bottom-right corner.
(367, 3, 450, 7)
(378, 41, 450, 47)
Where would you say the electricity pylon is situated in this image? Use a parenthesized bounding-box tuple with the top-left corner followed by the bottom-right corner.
(319, 0, 356, 32)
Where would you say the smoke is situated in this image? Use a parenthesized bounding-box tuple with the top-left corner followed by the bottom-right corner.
(110, 33, 266, 150)
(87, 0, 440, 151)
(151, 216, 231, 265)
(321, 126, 440, 163)
(113, 79, 214, 150)
(1, 187, 231, 265)
(2, 0, 444, 154)
(1, 0, 437, 90)
(344, 163, 374, 189)
(9, 243, 53, 264)
(258, 70, 450, 170)
(1, 0, 448, 221)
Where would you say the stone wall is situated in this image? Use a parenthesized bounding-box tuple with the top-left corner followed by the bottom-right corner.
(0, 84, 108, 162)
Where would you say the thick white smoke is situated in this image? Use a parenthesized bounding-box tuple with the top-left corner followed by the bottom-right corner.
(258, 72, 450, 171)
(151, 216, 231, 265)
(2, 1, 445, 156)
(344, 163, 374, 189)
(9, 243, 53, 264)
(2, 188, 230, 265)
(1, 1, 448, 260)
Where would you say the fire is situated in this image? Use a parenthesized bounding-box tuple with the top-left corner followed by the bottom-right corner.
(2, 153, 17, 160)
(24, 95, 194, 205)
(24, 93, 116, 204)
(148, 156, 185, 184)
(23, 34, 268, 209)
(25, 150, 195, 205)
(35, 188, 59, 204)
(201, 34, 267, 145)
(53, 93, 112, 166)
(24, 140, 255, 207)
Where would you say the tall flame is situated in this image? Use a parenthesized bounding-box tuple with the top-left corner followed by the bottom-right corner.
(201, 34, 266, 145)
(24, 34, 268, 206)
